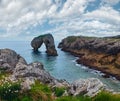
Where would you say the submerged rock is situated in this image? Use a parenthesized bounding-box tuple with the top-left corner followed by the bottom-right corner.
(31, 34, 58, 56)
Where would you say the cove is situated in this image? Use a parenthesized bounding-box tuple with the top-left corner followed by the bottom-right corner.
(0, 41, 120, 92)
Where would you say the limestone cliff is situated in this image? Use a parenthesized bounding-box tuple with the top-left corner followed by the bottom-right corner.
(58, 35, 120, 80)
(31, 34, 58, 56)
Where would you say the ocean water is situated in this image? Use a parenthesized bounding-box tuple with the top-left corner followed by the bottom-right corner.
(0, 41, 120, 92)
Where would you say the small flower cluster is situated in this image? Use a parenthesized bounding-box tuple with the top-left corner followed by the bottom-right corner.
(0, 76, 21, 100)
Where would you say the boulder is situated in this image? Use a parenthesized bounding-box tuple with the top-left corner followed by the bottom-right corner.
(21, 78, 35, 90)
(13, 61, 57, 85)
(68, 78, 104, 97)
(12, 61, 70, 88)
(31, 34, 58, 56)
(0, 49, 27, 71)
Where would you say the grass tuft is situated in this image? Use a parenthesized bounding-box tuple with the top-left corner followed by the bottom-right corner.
(53, 87, 65, 97)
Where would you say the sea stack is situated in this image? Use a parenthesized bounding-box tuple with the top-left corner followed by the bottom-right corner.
(31, 33, 58, 56)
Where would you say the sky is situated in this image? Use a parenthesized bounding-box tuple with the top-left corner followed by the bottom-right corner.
(0, 0, 120, 41)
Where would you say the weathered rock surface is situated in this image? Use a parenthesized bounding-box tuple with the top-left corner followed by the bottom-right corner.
(0, 49, 68, 88)
(13, 61, 59, 85)
(58, 36, 120, 80)
(0, 48, 105, 97)
(0, 49, 27, 71)
(68, 78, 104, 97)
(31, 34, 58, 56)
(58, 36, 120, 55)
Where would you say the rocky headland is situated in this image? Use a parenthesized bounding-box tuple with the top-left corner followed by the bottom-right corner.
(31, 33, 58, 56)
(0, 49, 120, 101)
(58, 35, 120, 80)
(0, 49, 105, 97)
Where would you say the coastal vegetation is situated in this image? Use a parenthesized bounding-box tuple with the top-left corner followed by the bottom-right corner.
(66, 36, 78, 43)
(0, 70, 120, 101)
(0, 34, 120, 101)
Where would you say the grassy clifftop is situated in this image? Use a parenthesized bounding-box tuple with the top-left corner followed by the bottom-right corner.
(0, 70, 120, 101)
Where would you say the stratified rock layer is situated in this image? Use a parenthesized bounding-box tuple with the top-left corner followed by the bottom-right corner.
(31, 34, 58, 56)
(58, 35, 120, 80)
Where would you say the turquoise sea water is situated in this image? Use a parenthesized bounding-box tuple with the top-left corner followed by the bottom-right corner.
(0, 41, 120, 92)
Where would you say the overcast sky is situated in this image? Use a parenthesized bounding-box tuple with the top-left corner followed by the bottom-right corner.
(0, 0, 120, 41)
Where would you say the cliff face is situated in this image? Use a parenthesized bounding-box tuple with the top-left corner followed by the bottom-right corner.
(58, 36, 120, 80)
(31, 34, 58, 56)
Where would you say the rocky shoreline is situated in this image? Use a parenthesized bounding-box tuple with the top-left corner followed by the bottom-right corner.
(58, 35, 120, 80)
(0, 48, 106, 97)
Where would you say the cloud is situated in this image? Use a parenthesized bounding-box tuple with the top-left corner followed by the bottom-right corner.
(101, 0, 120, 6)
(48, 5, 120, 38)
(0, 0, 120, 41)
(0, 0, 52, 30)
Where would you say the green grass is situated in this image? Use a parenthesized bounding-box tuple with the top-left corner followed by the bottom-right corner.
(0, 68, 7, 78)
(93, 91, 120, 101)
(37, 34, 51, 39)
(0, 68, 11, 80)
(0, 71, 120, 101)
(0, 80, 54, 101)
(55, 96, 91, 101)
(54, 87, 65, 97)
(20, 96, 32, 101)
(66, 36, 96, 43)
(27, 81, 54, 101)
(55, 91, 120, 101)
(66, 36, 77, 43)
(31, 81, 52, 94)
(0, 82, 21, 101)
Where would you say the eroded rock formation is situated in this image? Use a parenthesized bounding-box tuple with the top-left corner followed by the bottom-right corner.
(0, 49, 68, 88)
(0, 48, 105, 97)
(58, 35, 120, 80)
(68, 78, 104, 97)
(31, 34, 58, 56)
(0, 49, 27, 71)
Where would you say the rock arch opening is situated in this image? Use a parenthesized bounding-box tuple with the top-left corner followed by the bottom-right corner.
(31, 34, 58, 56)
